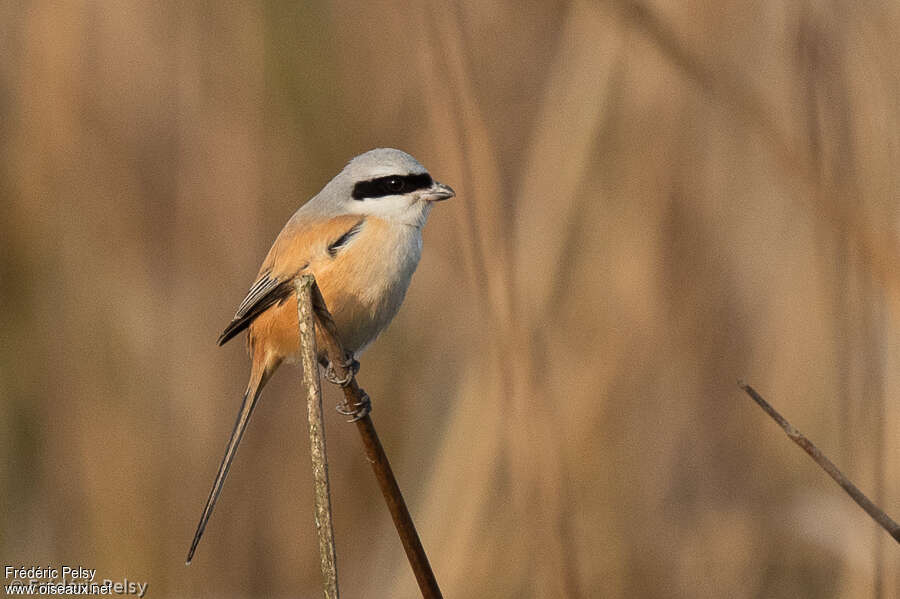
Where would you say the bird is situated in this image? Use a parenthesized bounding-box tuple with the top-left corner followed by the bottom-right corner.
(186, 148, 454, 564)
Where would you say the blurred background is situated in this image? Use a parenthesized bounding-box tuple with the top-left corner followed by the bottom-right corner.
(2, 1, 899, 597)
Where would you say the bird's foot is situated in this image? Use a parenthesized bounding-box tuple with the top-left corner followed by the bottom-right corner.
(324, 353, 360, 387)
(336, 390, 371, 422)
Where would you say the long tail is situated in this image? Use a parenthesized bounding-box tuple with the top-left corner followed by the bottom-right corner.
(186, 369, 268, 565)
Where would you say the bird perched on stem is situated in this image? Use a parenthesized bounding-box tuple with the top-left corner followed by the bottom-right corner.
(186, 148, 454, 564)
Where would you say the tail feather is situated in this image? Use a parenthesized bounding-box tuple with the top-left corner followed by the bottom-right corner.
(186, 374, 266, 565)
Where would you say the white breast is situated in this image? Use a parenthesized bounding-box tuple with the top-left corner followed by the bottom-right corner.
(357, 222, 423, 319)
(321, 218, 425, 356)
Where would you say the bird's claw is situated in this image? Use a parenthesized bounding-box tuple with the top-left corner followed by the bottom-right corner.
(336, 390, 371, 422)
(324, 354, 360, 387)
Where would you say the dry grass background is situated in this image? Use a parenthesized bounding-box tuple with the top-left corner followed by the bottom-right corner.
(2, 1, 899, 597)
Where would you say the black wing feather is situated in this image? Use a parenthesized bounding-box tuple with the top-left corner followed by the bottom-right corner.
(217, 276, 296, 346)
(327, 218, 365, 257)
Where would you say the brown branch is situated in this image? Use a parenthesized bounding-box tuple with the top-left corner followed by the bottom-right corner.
(307, 277, 443, 599)
(296, 276, 339, 599)
(738, 381, 900, 544)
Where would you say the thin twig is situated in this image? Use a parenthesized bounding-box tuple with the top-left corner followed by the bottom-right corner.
(307, 279, 443, 599)
(296, 276, 339, 599)
(738, 381, 900, 544)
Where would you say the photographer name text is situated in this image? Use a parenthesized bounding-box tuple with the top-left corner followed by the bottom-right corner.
(4, 565, 148, 597)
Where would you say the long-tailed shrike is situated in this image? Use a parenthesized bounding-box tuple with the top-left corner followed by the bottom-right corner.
(186, 148, 454, 563)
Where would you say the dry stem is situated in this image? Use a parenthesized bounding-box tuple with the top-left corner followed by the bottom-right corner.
(306, 278, 443, 599)
(738, 381, 900, 544)
(296, 275, 339, 599)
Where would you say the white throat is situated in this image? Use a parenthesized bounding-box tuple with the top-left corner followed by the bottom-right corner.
(347, 196, 433, 228)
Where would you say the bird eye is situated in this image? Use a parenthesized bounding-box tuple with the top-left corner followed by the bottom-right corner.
(383, 177, 405, 194)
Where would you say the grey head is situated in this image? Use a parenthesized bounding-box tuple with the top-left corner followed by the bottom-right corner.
(300, 148, 455, 226)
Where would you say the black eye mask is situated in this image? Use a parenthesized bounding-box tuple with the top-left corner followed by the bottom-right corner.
(351, 173, 433, 200)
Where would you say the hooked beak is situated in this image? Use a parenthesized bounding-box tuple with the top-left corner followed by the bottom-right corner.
(422, 181, 455, 202)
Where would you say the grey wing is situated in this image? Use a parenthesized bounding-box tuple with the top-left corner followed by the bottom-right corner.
(217, 271, 296, 346)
